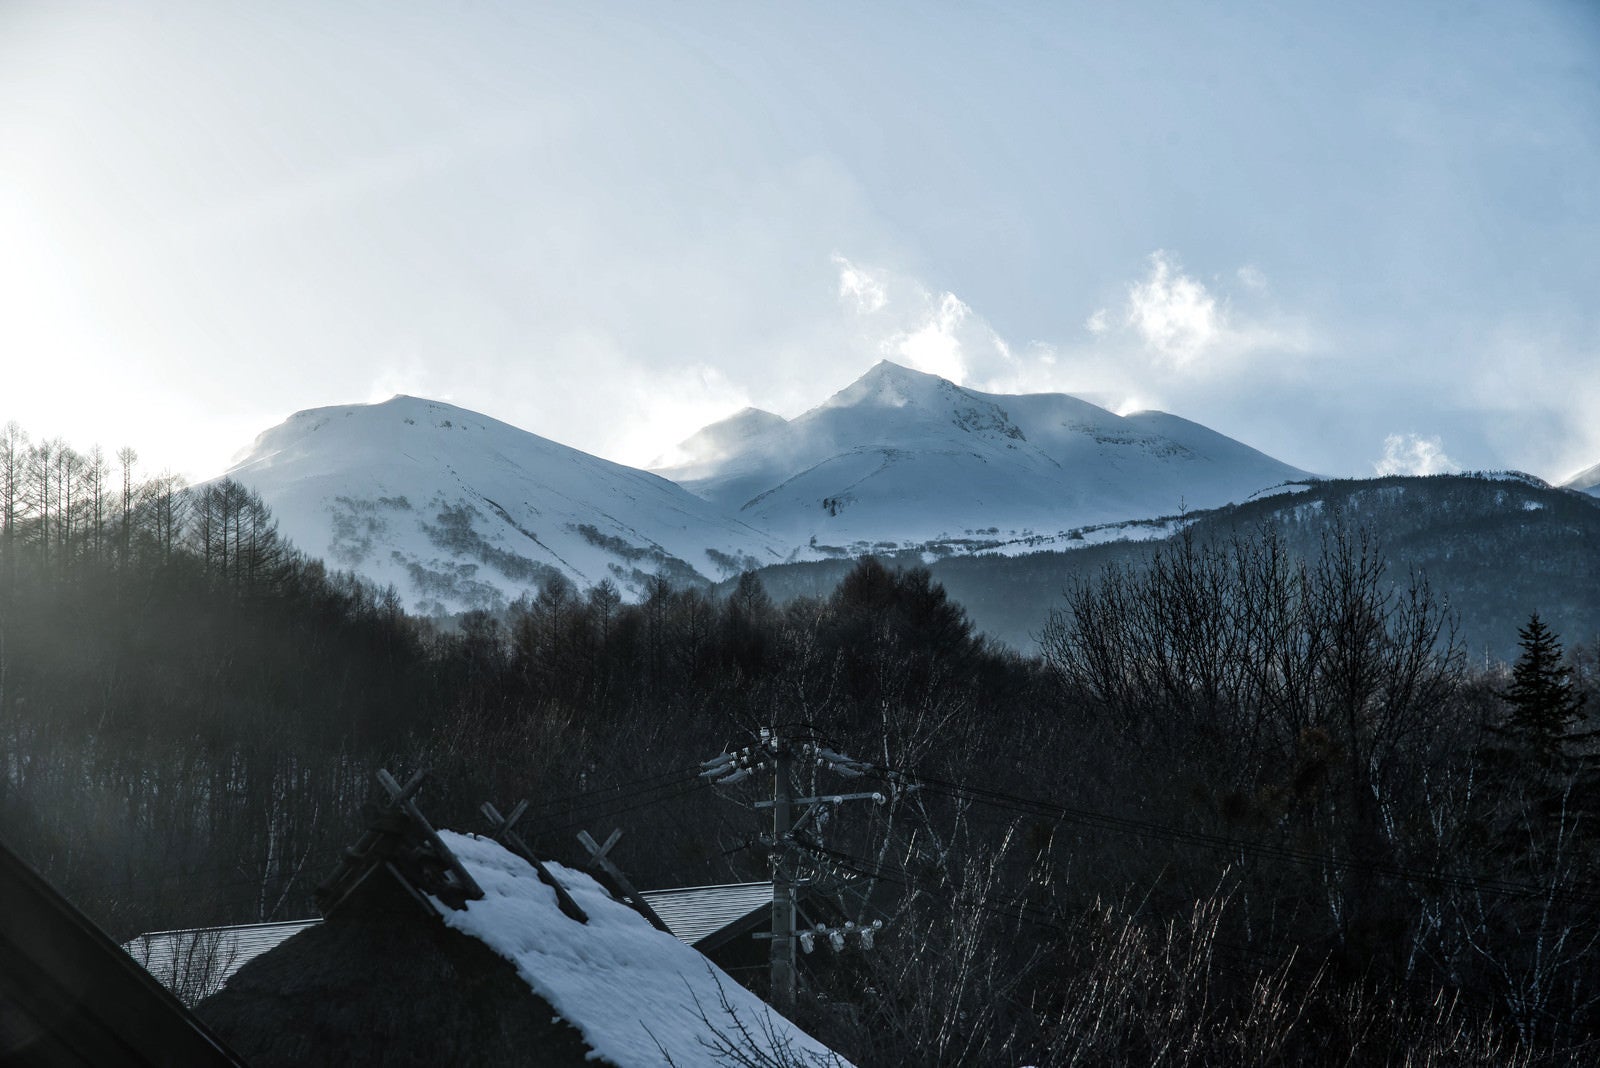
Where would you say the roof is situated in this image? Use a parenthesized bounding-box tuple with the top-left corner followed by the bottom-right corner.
(189, 771, 848, 1067)
(131, 883, 774, 999)
(125, 919, 322, 1003)
(197, 874, 597, 1067)
(434, 831, 849, 1068)
(0, 836, 247, 1067)
(639, 881, 773, 951)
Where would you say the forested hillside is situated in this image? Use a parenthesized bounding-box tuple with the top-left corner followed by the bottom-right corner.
(738, 474, 1600, 663)
(3, 423, 1600, 1065)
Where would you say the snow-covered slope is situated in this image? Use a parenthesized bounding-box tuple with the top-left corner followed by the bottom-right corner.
(1563, 460, 1600, 497)
(225, 396, 782, 614)
(655, 360, 1312, 557)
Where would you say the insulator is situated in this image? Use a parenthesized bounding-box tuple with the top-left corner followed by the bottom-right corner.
(829, 931, 846, 953)
(799, 931, 815, 954)
(859, 928, 875, 950)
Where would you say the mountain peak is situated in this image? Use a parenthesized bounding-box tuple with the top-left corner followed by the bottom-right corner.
(823, 359, 958, 411)
(223, 394, 780, 615)
(652, 407, 788, 475)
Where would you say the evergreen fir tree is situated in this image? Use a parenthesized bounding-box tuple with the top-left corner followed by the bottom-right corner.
(1499, 612, 1588, 753)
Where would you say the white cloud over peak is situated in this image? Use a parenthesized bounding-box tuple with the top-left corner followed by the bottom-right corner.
(1374, 433, 1459, 476)
(1113, 252, 1313, 372)
(886, 292, 981, 382)
(823, 251, 1322, 433)
(833, 253, 888, 314)
(1127, 251, 1223, 365)
(829, 256, 1012, 385)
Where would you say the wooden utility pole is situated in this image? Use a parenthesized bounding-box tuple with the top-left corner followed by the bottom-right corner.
(700, 733, 890, 1018)
(770, 741, 797, 1014)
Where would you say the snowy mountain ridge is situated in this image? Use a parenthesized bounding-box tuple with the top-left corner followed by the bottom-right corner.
(654, 360, 1313, 557)
(225, 395, 782, 614)
(224, 364, 1315, 615)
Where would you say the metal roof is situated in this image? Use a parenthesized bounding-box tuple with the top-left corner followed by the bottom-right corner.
(0, 836, 247, 1066)
(124, 919, 321, 1003)
(639, 882, 772, 950)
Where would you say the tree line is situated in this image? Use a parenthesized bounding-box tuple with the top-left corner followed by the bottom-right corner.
(1, 420, 1598, 1064)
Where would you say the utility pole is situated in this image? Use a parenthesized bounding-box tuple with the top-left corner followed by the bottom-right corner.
(770, 739, 796, 1014)
(700, 730, 891, 1017)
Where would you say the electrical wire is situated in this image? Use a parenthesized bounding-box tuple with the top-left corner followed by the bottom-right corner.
(518, 763, 707, 817)
(859, 764, 1600, 909)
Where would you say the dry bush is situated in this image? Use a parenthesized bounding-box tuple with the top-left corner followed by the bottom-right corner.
(1030, 886, 1530, 1068)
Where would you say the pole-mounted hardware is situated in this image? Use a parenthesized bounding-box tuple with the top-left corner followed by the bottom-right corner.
(699, 731, 896, 1016)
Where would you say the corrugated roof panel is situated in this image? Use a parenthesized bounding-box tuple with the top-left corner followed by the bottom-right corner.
(125, 919, 321, 1002)
(125, 878, 775, 997)
(639, 882, 771, 947)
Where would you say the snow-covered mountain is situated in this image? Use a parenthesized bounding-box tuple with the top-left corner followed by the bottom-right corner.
(223, 366, 1314, 613)
(1563, 460, 1600, 497)
(653, 361, 1312, 557)
(224, 396, 782, 614)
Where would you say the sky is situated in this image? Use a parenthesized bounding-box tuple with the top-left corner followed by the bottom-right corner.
(2, 0, 1597, 485)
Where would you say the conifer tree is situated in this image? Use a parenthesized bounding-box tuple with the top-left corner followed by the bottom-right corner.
(1499, 613, 1587, 752)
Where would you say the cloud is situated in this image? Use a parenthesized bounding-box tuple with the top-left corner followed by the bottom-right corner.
(549, 335, 752, 471)
(1457, 322, 1600, 485)
(885, 292, 978, 382)
(1110, 251, 1314, 372)
(1126, 251, 1223, 365)
(820, 250, 1321, 425)
(590, 250, 1329, 481)
(1374, 433, 1459, 476)
(833, 253, 888, 314)
(829, 256, 1011, 385)
(1236, 264, 1268, 291)
(962, 251, 1321, 415)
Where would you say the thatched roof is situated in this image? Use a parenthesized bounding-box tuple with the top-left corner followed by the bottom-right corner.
(196, 775, 848, 1067)
(197, 871, 594, 1067)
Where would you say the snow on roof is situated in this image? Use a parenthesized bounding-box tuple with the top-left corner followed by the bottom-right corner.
(434, 830, 848, 1068)
(126, 919, 321, 1002)
(639, 881, 773, 949)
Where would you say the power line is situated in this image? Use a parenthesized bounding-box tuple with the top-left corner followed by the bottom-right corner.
(519, 763, 705, 817)
(794, 838, 1488, 1010)
(529, 778, 712, 837)
(861, 765, 1600, 909)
